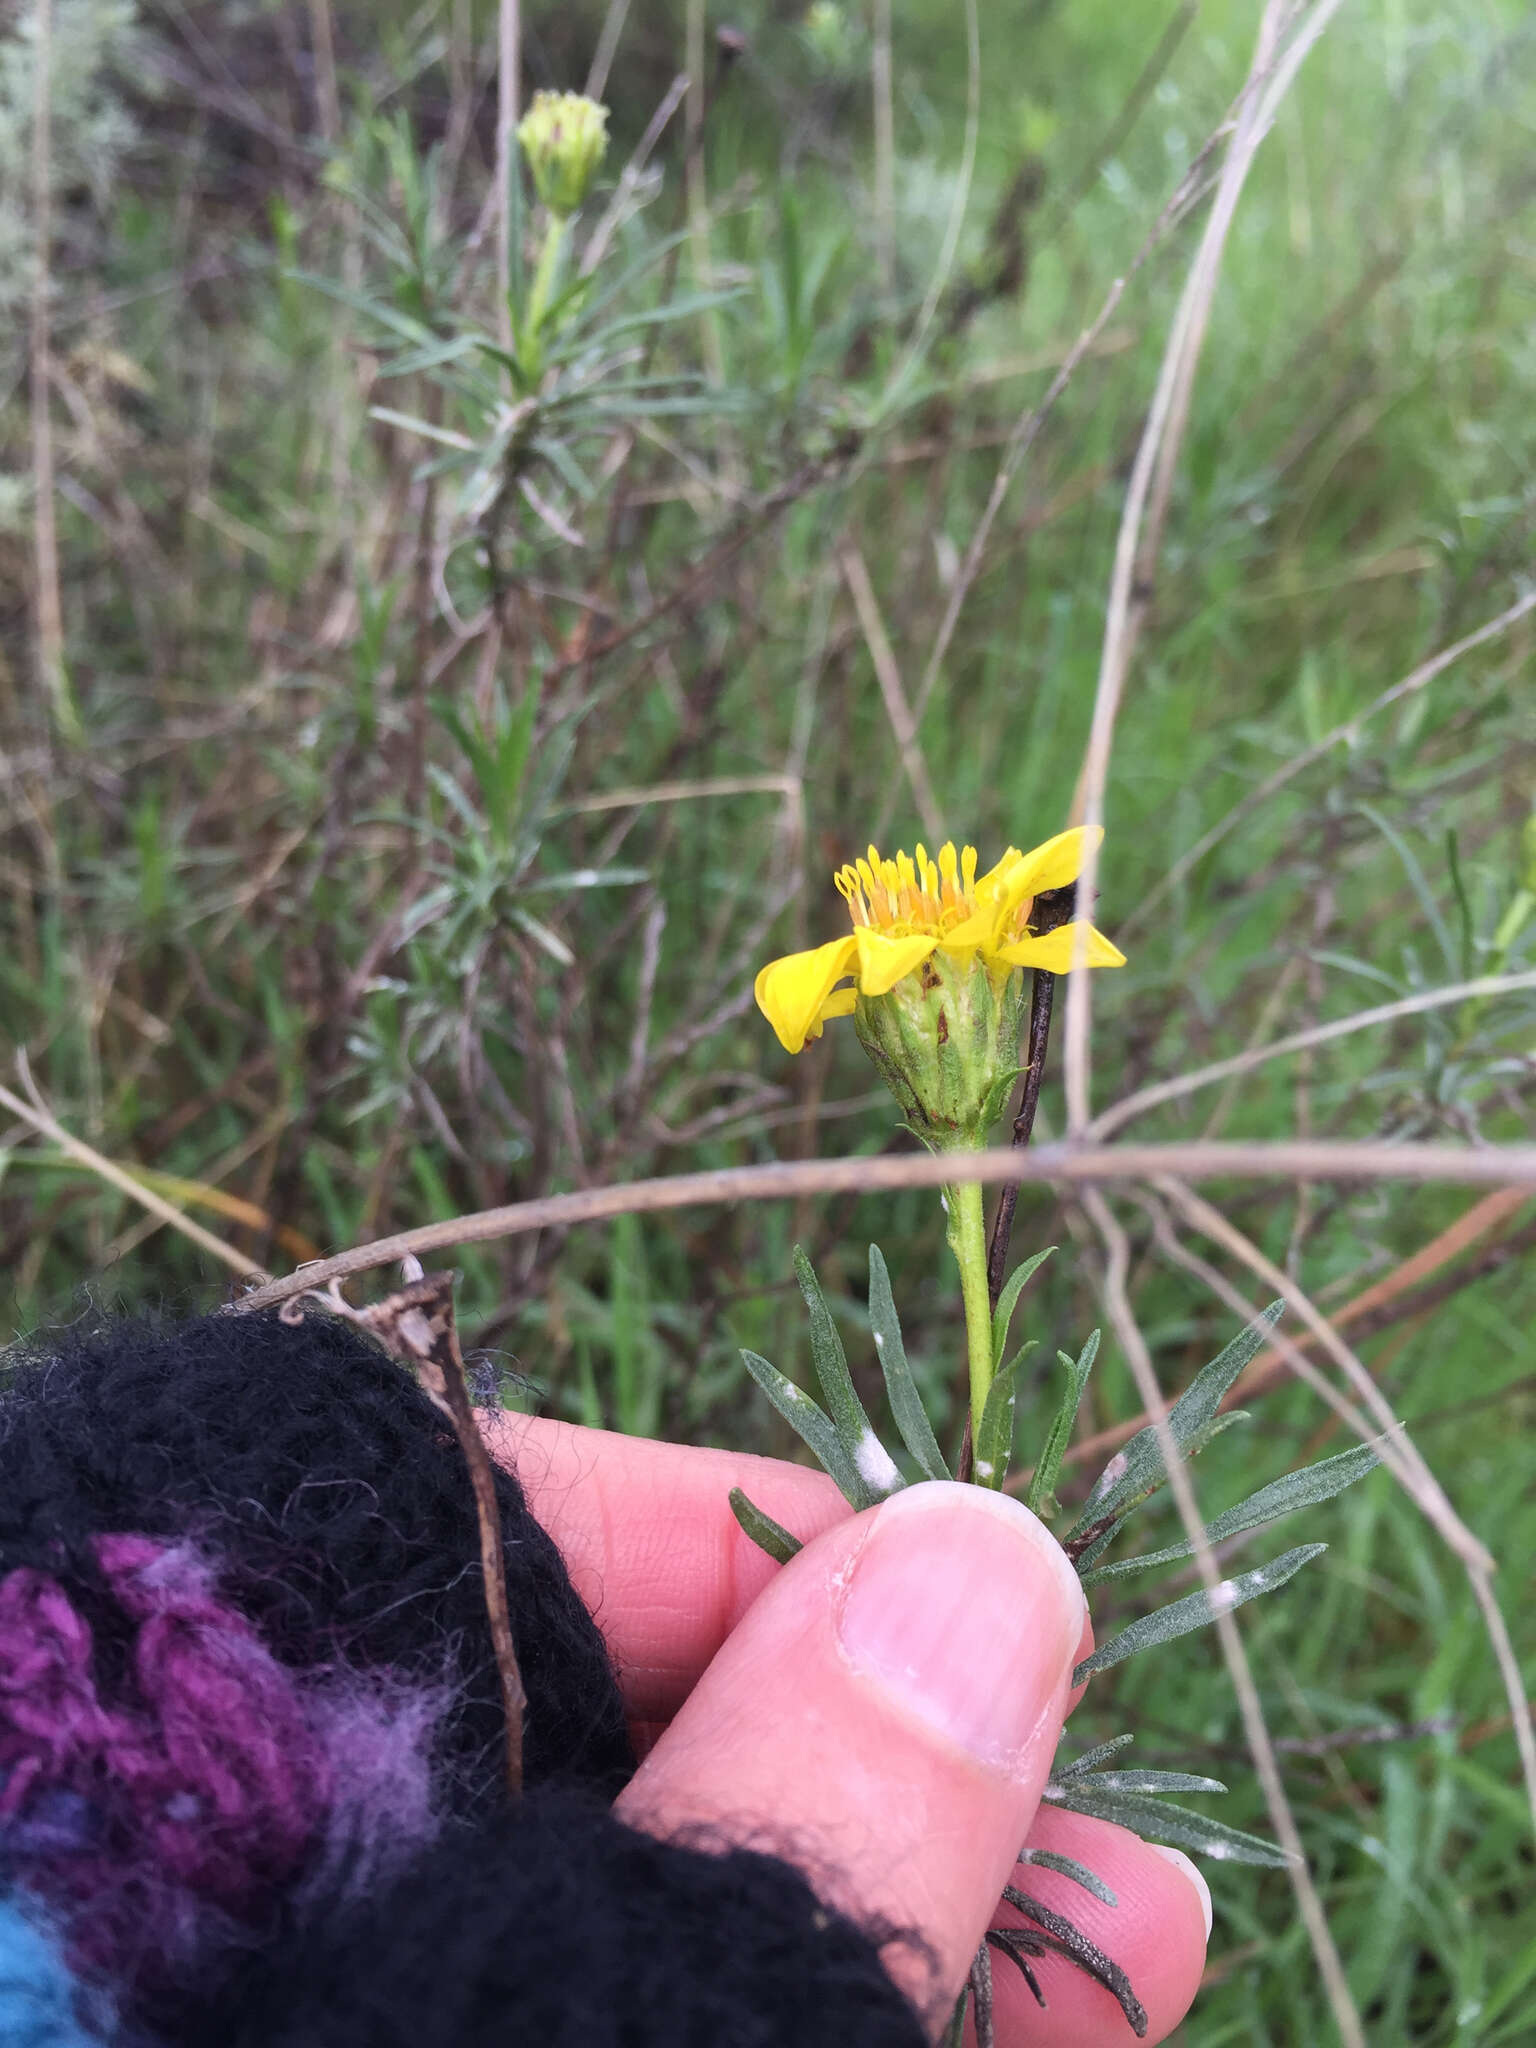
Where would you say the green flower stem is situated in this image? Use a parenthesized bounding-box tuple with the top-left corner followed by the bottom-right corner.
(946, 1177, 995, 1445)
(521, 214, 570, 380)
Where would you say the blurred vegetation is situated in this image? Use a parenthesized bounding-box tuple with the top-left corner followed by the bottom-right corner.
(2, 0, 1535, 2038)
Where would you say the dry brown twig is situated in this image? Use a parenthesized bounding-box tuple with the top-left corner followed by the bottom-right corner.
(839, 543, 945, 844)
(495, 0, 520, 354)
(1063, 0, 1346, 1135)
(30, 0, 69, 741)
(1083, 1189, 1366, 2048)
(1152, 1180, 1536, 1841)
(225, 1139, 1536, 1316)
(1088, 970, 1536, 1139)
(1056, 1183, 1535, 1472)
(0, 1060, 266, 1281)
(1123, 587, 1536, 935)
(288, 1265, 527, 1795)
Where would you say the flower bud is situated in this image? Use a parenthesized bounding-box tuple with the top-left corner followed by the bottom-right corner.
(517, 91, 609, 218)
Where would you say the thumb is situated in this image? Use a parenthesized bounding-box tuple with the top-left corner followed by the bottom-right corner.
(614, 1482, 1086, 2023)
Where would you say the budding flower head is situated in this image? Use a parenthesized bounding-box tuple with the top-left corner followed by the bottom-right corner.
(517, 91, 609, 218)
(754, 830, 1126, 1150)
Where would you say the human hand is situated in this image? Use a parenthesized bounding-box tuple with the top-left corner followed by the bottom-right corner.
(490, 1415, 1210, 2045)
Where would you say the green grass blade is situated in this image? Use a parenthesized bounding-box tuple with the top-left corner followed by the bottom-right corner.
(1083, 1444, 1380, 1585)
(990, 1245, 1055, 1368)
(1073, 1543, 1327, 1682)
(1027, 1331, 1100, 1520)
(740, 1347, 869, 1507)
(867, 1244, 949, 1480)
(729, 1487, 803, 1563)
(794, 1246, 902, 1502)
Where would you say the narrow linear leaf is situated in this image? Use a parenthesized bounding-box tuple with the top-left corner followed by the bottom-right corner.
(1083, 1445, 1380, 1585)
(1044, 1788, 1292, 1868)
(1027, 1331, 1101, 1520)
(1079, 1769, 1228, 1796)
(1067, 1411, 1252, 1579)
(1070, 1303, 1284, 1538)
(740, 1348, 870, 1508)
(1017, 1849, 1118, 1907)
(991, 1246, 1056, 1369)
(793, 1247, 902, 1502)
(1073, 1543, 1327, 1683)
(868, 1244, 949, 1481)
(974, 1342, 1037, 1490)
(1049, 1733, 1136, 1784)
(729, 1487, 803, 1564)
(367, 405, 479, 452)
(995, 1893, 1148, 2036)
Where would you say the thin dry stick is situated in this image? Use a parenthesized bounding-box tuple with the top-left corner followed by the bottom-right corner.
(878, 0, 979, 407)
(985, 884, 1080, 1300)
(585, 0, 633, 100)
(1055, 1182, 1533, 1472)
(310, 1271, 526, 1794)
(30, 0, 70, 738)
(895, 65, 1258, 759)
(306, 0, 341, 143)
(1063, 0, 1343, 1134)
(1125, 587, 1536, 934)
(579, 73, 689, 279)
(1089, 970, 1536, 1139)
(496, 0, 520, 352)
(683, 0, 725, 392)
(561, 772, 799, 816)
(226, 1138, 1536, 1316)
(839, 544, 944, 842)
(0, 1071, 266, 1281)
(1083, 1190, 1367, 2048)
(871, 0, 895, 295)
(1157, 1178, 1536, 1839)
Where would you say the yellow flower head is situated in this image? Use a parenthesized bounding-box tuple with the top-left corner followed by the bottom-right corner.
(754, 826, 1125, 1056)
(517, 91, 609, 217)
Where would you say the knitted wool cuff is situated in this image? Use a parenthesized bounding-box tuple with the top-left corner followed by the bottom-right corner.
(0, 1310, 927, 2048)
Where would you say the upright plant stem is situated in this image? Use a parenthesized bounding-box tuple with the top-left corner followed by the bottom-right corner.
(30, 0, 72, 741)
(496, 0, 521, 351)
(522, 214, 569, 372)
(947, 1177, 994, 1436)
(871, 0, 894, 294)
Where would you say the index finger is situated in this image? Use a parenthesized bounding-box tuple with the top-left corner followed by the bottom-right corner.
(485, 1412, 852, 1731)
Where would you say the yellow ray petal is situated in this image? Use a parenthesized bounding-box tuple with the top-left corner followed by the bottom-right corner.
(993, 920, 1126, 972)
(754, 936, 858, 1052)
(854, 927, 939, 996)
(987, 825, 1105, 919)
(811, 987, 858, 1031)
(936, 905, 997, 960)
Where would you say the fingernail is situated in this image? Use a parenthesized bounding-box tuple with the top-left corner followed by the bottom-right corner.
(837, 1482, 1086, 1768)
(1150, 1844, 1213, 1938)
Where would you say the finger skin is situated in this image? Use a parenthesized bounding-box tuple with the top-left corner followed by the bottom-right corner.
(979, 1809, 1209, 2047)
(491, 1418, 1205, 2042)
(614, 1488, 1084, 2024)
(488, 1412, 854, 1730)
(489, 1414, 1095, 1735)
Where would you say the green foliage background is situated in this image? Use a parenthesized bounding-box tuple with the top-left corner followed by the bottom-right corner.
(2, 0, 1534, 2038)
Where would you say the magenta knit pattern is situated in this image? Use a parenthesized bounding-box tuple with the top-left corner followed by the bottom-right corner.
(0, 1532, 431, 1990)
